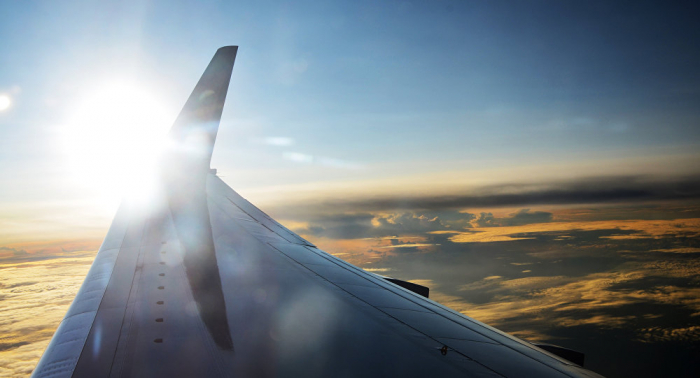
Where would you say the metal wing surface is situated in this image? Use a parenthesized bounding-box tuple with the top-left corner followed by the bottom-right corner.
(32, 46, 604, 378)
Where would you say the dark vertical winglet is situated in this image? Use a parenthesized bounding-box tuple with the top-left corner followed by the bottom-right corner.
(167, 45, 238, 172)
(164, 47, 238, 351)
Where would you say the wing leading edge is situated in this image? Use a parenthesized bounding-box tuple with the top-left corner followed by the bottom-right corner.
(32, 47, 604, 378)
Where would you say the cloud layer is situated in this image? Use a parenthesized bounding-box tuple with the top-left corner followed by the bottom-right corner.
(0, 247, 95, 377)
(289, 204, 700, 377)
(274, 175, 700, 216)
(3, 203, 700, 377)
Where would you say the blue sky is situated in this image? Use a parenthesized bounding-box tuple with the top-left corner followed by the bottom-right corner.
(1, 1, 699, 238)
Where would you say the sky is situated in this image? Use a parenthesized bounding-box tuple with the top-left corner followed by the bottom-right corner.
(1, 1, 700, 377)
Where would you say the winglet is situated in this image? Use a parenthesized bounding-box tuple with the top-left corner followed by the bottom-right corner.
(167, 46, 238, 172)
(163, 47, 238, 351)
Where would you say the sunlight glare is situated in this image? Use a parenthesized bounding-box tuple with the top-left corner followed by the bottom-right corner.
(60, 80, 172, 211)
(0, 94, 11, 111)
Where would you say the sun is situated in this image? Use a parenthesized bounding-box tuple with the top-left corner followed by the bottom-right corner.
(0, 94, 11, 111)
(60, 80, 172, 210)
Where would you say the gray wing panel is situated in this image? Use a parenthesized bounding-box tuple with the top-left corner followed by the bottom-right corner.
(34, 196, 236, 378)
(208, 175, 315, 246)
(207, 180, 499, 377)
(207, 173, 605, 378)
(72, 198, 233, 377)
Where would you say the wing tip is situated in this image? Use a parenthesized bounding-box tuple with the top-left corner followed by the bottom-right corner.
(217, 45, 239, 53)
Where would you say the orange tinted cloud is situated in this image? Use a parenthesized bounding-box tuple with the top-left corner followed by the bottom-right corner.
(0, 253, 95, 377)
(415, 259, 700, 342)
(444, 218, 700, 243)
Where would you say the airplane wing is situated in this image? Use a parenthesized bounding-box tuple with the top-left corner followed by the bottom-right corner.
(32, 46, 604, 378)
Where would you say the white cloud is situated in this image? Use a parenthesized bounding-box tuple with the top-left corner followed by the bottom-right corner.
(264, 137, 295, 146)
(283, 152, 314, 163)
(282, 152, 363, 169)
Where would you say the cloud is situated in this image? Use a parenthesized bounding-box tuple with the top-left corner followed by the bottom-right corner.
(398, 254, 700, 346)
(500, 208, 553, 226)
(311, 211, 700, 353)
(373, 213, 447, 234)
(0, 247, 28, 257)
(282, 152, 363, 169)
(0, 342, 29, 352)
(293, 213, 372, 239)
(473, 209, 553, 227)
(283, 152, 314, 163)
(295, 212, 438, 239)
(300, 175, 700, 213)
(0, 253, 95, 377)
(473, 213, 497, 227)
(638, 326, 700, 343)
(294, 211, 477, 240)
(424, 210, 476, 229)
(0, 239, 101, 264)
(379, 243, 436, 249)
(447, 218, 700, 244)
(262, 137, 295, 146)
(4, 210, 700, 377)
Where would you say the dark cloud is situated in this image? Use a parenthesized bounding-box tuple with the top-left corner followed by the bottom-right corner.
(296, 213, 376, 239)
(0, 342, 29, 352)
(424, 209, 476, 229)
(296, 211, 476, 239)
(374, 213, 447, 234)
(286, 175, 700, 214)
(473, 209, 553, 227)
(473, 212, 497, 227)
